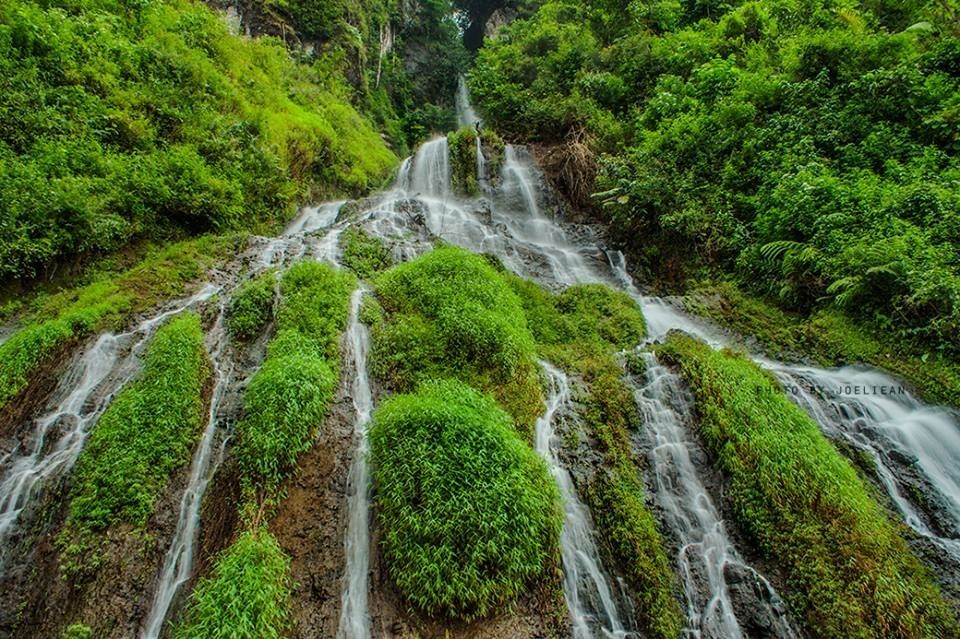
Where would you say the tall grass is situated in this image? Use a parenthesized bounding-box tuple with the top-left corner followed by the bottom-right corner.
(227, 271, 276, 341)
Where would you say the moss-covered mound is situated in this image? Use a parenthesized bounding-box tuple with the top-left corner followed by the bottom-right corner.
(656, 332, 957, 639)
(234, 261, 354, 496)
(174, 530, 292, 639)
(370, 379, 562, 619)
(227, 271, 276, 341)
(60, 311, 208, 566)
(448, 126, 479, 196)
(371, 246, 542, 434)
(341, 227, 393, 280)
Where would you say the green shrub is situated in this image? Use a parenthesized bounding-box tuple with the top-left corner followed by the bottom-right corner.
(60, 312, 208, 562)
(227, 271, 276, 341)
(233, 261, 354, 495)
(372, 247, 542, 433)
(448, 126, 479, 195)
(655, 333, 957, 639)
(369, 379, 562, 619)
(479, 128, 505, 178)
(340, 227, 392, 279)
(174, 530, 292, 639)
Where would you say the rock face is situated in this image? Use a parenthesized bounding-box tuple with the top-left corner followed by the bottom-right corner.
(485, 7, 518, 39)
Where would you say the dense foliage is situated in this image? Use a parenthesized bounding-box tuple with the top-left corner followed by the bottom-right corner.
(371, 246, 543, 433)
(369, 379, 562, 618)
(655, 332, 956, 638)
(470, 0, 960, 360)
(0, 235, 234, 411)
(234, 261, 354, 496)
(227, 271, 277, 341)
(341, 227, 393, 279)
(174, 530, 293, 639)
(60, 312, 208, 565)
(0, 0, 396, 282)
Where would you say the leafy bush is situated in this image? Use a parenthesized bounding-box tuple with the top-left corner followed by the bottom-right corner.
(340, 227, 392, 279)
(448, 126, 479, 195)
(174, 530, 292, 639)
(655, 332, 957, 638)
(233, 261, 354, 495)
(227, 271, 276, 341)
(371, 247, 542, 433)
(471, 0, 960, 361)
(369, 379, 562, 619)
(61, 624, 92, 639)
(60, 312, 208, 563)
(0, 0, 396, 281)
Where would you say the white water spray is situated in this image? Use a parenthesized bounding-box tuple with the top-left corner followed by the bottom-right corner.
(335, 287, 375, 639)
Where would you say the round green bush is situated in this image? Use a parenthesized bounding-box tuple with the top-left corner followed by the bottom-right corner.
(369, 380, 562, 619)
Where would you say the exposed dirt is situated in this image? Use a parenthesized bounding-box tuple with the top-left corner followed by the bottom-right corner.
(0, 338, 78, 441)
(269, 387, 357, 639)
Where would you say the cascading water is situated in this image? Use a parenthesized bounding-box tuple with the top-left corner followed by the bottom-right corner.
(141, 299, 234, 639)
(537, 361, 635, 639)
(335, 287, 375, 639)
(0, 284, 219, 564)
(455, 75, 481, 130)
(633, 352, 796, 639)
(613, 260, 960, 570)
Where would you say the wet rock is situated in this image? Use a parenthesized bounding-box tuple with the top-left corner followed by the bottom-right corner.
(888, 448, 919, 466)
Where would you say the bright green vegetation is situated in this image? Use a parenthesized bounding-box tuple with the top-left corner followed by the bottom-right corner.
(341, 227, 393, 279)
(369, 379, 562, 619)
(504, 273, 682, 638)
(655, 332, 957, 639)
(371, 246, 543, 434)
(234, 261, 354, 497)
(59, 312, 208, 569)
(227, 272, 277, 341)
(0, 235, 235, 411)
(61, 623, 92, 639)
(685, 280, 960, 408)
(471, 0, 960, 363)
(174, 530, 292, 639)
(448, 126, 480, 195)
(0, 0, 397, 282)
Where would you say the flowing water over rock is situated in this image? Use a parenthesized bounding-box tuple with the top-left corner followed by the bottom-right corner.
(536, 362, 635, 639)
(141, 300, 234, 639)
(0, 284, 219, 566)
(626, 279, 960, 578)
(336, 287, 375, 639)
(632, 352, 797, 639)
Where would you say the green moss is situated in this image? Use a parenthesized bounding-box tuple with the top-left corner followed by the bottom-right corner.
(341, 227, 393, 279)
(234, 262, 354, 497)
(61, 623, 92, 639)
(0, 234, 237, 411)
(479, 128, 506, 178)
(174, 530, 292, 639)
(60, 312, 208, 567)
(685, 280, 960, 409)
(655, 333, 957, 639)
(448, 126, 479, 196)
(369, 379, 562, 619)
(227, 271, 276, 341)
(372, 247, 543, 435)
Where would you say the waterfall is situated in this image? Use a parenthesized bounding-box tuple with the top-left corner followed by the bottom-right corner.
(0, 284, 219, 565)
(536, 362, 635, 639)
(141, 299, 234, 639)
(335, 287, 375, 639)
(633, 352, 796, 639)
(455, 75, 481, 129)
(619, 271, 960, 567)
